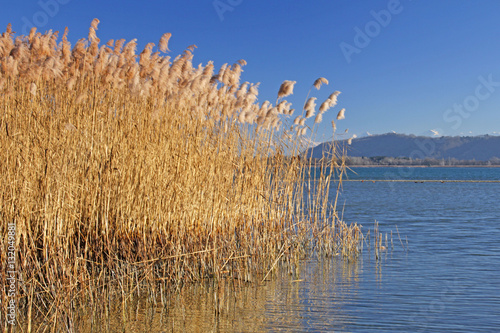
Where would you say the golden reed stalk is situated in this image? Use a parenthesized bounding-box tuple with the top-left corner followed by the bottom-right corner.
(0, 20, 361, 329)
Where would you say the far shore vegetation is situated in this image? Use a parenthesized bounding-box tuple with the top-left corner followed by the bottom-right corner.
(343, 156, 500, 167)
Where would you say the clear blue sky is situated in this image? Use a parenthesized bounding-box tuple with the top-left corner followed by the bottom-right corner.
(3, 0, 500, 141)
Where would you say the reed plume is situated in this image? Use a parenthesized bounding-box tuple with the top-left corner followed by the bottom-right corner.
(159, 32, 172, 52)
(327, 91, 341, 108)
(337, 108, 346, 120)
(304, 97, 317, 118)
(313, 77, 328, 90)
(277, 80, 296, 99)
(0, 19, 361, 330)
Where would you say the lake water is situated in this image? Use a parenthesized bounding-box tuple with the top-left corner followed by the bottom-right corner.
(329, 167, 500, 332)
(84, 167, 500, 332)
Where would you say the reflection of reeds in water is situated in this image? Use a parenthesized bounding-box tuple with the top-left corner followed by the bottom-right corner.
(0, 20, 362, 329)
(16, 258, 363, 332)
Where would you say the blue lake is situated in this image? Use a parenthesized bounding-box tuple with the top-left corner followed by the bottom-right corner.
(305, 167, 500, 332)
(344, 166, 500, 181)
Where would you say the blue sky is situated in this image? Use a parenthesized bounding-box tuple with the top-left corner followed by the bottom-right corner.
(3, 0, 500, 142)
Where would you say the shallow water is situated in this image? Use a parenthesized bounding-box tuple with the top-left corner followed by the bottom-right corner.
(76, 167, 500, 332)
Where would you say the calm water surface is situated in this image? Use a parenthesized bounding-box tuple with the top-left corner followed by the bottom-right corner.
(327, 167, 500, 332)
(100, 167, 500, 332)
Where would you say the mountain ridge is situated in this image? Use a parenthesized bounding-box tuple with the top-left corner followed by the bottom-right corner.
(308, 133, 500, 161)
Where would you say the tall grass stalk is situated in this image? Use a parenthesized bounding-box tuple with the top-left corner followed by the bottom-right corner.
(0, 20, 361, 329)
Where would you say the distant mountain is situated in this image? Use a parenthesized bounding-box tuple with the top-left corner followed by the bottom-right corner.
(307, 133, 500, 161)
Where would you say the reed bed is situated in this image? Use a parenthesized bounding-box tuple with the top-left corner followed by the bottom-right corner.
(0, 20, 362, 329)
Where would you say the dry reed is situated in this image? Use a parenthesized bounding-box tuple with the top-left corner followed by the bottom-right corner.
(0, 20, 362, 329)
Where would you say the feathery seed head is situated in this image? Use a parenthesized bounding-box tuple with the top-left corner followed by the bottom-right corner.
(319, 100, 330, 113)
(336, 108, 345, 120)
(91, 18, 100, 30)
(271, 117, 280, 130)
(123, 39, 138, 60)
(159, 33, 172, 53)
(277, 80, 296, 99)
(114, 39, 125, 55)
(314, 113, 323, 124)
(28, 27, 36, 43)
(313, 77, 328, 90)
(249, 83, 259, 96)
(277, 100, 289, 114)
(328, 91, 341, 99)
(304, 97, 317, 118)
(328, 97, 338, 108)
(327, 91, 341, 108)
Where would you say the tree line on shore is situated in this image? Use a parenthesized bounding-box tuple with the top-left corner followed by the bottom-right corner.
(344, 156, 500, 166)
